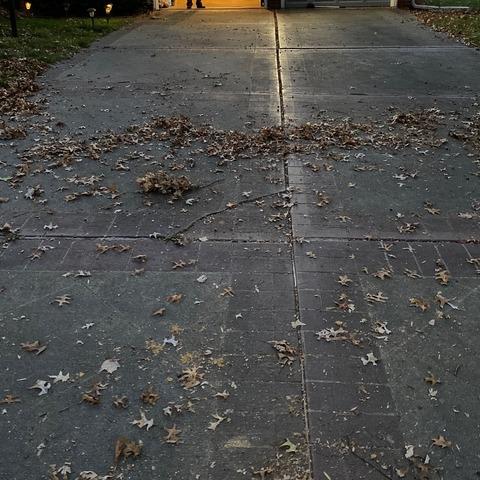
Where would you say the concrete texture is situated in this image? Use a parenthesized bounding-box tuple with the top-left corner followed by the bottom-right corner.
(1, 8, 479, 480)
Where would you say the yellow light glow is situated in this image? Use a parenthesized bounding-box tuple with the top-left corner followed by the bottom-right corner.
(105, 3, 113, 14)
(25, 1, 32, 10)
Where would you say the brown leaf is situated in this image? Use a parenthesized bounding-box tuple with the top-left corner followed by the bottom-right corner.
(178, 366, 204, 389)
(96, 243, 131, 254)
(316, 191, 331, 207)
(164, 425, 182, 444)
(141, 387, 159, 405)
(410, 297, 430, 312)
(432, 435, 451, 448)
(53, 294, 71, 307)
(220, 287, 235, 297)
(337, 274, 352, 286)
(166, 293, 183, 304)
(20, 340, 47, 355)
(373, 268, 392, 280)
(435, 267, 450, 285)
(114, 437, 142, 463)
(365, 292, 388, 303)
(424, 371, 441, 386)
(113, 395, 129, 409)
(0, 394, 20, 404)
(270, 340, 297, 366)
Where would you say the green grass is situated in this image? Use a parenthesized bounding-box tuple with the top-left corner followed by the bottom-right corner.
(416, 11, 480, 46)
(0, 16, 131, 85)
(422, 0, 480, 7)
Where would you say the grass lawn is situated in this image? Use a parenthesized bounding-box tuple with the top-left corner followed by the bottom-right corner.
(422, 0, 479, 6)
(0, 16, 131, 86)
(416, 11, 480, 47)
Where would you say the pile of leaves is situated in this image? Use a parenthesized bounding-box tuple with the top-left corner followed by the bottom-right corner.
(450, 110, 480, 150)
(136, 171, 193, 199)
(0, 58, 45, 116)
(0, 120, 26, 140)
(415, 11, 480, 47)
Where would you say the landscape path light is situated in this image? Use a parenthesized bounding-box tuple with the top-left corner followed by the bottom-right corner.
(105, 3, 113, 23)
(25, 1, 32, 15)
(63, 1, 70, 17)
(87, 7, 96, 29)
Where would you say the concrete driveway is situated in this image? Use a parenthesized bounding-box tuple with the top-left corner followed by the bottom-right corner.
(1, 8, 479, 480)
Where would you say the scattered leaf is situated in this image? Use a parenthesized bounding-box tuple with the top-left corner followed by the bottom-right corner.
(164, 425, 182, 444)
(99, 359, 120, 374)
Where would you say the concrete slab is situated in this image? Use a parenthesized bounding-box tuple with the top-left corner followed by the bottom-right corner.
(277, 9, 455, 48)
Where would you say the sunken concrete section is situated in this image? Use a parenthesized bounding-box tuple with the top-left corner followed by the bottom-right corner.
(1, 8, 479, 480)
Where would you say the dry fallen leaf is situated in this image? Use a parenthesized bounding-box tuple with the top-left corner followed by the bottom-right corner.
(270, 340, 297, 366)
(48, 371, 70, 383)
(146, 339, 164, 355)
(164, 425, 182, 444)
(178, 365, 204, 389)
(96, 243, 132, 254)
(220, 287, 235, 297)
(114, 437, 142, 463)
(208, 413, 226, 431)
(131, 410, 154, 431)
(99, 358, 120, 374)
(337, 274, 352, 286)
(361, 352, 379, 366)
(404, 268, 421, 279)
(21, 340, 47, 355)
(410, 297, 430, 312)
(141, 387, 159, 405)
(29, 380, 51, 396)
(335, 293, 355, 312)
(82, 382, 107, 405)
(113, 395, 129, 409)
(435, 267, 450, 285)
(424, 202, 440, 215)
(0, 394, 20, 404)
(53, 294, 71, 307)
(316, 191, 331, 207)
(214, 390, 230, 400)
(253, 466, 274, 479)
(316, 326, 361, 346)
(432, 435, 452, 448)
(373, 268, 392, 280)
(466, 257, 480, 272)
(280, 438, 298, 453)
(424, 371, 441, 386)
(167, 293, 183, 304)
(365, 292, 388, 303)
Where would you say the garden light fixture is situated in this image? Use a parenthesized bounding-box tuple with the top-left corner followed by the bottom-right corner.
(63, 1, 70, 16)
(87, 7, 96, 29)
(105, 3, 113, 23)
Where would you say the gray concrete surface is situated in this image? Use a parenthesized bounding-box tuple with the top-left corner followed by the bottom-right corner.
(1, 8, 479, 480)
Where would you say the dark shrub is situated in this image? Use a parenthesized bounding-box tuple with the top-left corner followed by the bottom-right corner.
(1, 0, 152, 17)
